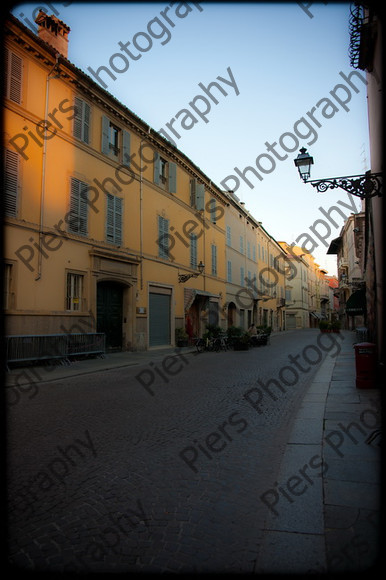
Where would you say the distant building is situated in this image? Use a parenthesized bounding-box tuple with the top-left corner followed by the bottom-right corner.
(327, 213, 366, 330)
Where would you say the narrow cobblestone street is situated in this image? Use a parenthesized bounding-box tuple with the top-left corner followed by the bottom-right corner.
(6, 329, 353, 573)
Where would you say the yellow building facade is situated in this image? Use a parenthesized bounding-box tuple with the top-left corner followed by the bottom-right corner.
(4, 12, 227, 352)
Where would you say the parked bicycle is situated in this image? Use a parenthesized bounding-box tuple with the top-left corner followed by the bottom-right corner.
(194, 334, 228, 353)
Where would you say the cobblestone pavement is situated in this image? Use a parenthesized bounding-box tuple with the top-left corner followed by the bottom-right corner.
(6, 329, 349, 573)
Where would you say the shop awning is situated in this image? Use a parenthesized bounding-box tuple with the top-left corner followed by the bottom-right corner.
(310, 312, 322, 319)
(327, 236, 342, 255)
(345, 288, 366, 316)
(184, 288, 219, 311)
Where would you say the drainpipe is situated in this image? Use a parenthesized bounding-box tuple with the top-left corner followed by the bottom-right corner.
(35, 53, 60, 281)
(139, 134, 149, 291)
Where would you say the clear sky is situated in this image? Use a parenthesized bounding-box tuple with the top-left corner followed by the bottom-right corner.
(12, 1, 371, 275)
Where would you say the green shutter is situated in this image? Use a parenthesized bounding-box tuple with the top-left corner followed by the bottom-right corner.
(74, 98, 90, 143)
(196, 183, 205, 211)
(190, 234, 197, 268)
(211, 244, 217, 276)
(101, 115, 110, 155)
(83, 102, 90, 144)
(74, 97, 82, 140)
(190, 179, 196, 207)
(168, 162, 177, 193)
(122, 130, 131, 167)
(158, 215, 169, 258)
(106, 195, 123, 244)
(209, 197, 216, 222)
(154, 152, 160, 184)
(115, 197, 122, 245)
(69, 177, 88, 235)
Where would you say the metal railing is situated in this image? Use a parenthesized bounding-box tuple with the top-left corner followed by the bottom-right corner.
(6, 333, 106, 367)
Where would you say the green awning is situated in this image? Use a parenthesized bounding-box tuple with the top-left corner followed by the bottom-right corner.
(345, 288, 366, 316)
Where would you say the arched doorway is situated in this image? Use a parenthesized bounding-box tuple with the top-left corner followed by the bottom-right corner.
(97, 281, 124, 351)
(227, 302, 237, 328)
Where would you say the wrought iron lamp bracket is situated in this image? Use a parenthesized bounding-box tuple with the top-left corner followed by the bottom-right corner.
(307, 171, 382, 199)
(178, 272, 199, 283)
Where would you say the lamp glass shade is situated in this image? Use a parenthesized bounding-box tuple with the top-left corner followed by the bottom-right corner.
(294, 148, 314, 181)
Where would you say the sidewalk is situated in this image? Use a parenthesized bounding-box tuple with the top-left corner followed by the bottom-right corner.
(4, 329, 293, 387)
(4, 344, 198, 387)
(257, 330, 381, 573)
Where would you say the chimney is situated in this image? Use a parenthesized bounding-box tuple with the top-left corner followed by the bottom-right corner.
(35, 10, 70, 58)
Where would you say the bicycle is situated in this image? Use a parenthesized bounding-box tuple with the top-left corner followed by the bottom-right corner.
(194, 335, 228, 353)
(213, 334, 228, 351)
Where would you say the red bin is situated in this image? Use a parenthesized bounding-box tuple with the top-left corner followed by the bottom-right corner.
(354, 342, 377, 389)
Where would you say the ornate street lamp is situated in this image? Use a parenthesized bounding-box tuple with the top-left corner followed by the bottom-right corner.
(294, 148, 382, 199)
(178, 260, 205, 283)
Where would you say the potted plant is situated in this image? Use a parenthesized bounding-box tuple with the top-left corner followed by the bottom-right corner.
(175, 327, 189, 347)
(331, 320, 341, 333)
(319, 320, 330, 333)
(226, 326, 243, 349)
(233, 330, 251, 351)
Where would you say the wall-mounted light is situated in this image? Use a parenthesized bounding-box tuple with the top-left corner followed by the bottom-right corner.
(178, 260, 205, 283)
(294, 148, 382, 199)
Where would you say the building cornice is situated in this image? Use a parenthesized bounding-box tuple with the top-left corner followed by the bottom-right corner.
(6, 13, 228, 207)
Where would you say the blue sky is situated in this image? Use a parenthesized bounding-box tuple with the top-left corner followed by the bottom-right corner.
(12, 1, 371, 274)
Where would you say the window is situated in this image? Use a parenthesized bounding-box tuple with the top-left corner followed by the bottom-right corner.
(253, 245, 256, 262)
(5, 48, 22, 104)
(258, 243, 261, 259)
(68, 177, 88, 235)
(240, 235, 244, 254)
(240, 266, 245, 286)
(247, 241, 251, 259)
(106, 194, 122, 245)
(74, 97, 90, 144)
(154, 153, 177, 193)
(208, 197, 217, 223)
(4, 263, 13, 310)
(226, 226, 231, 246)
(190, 233, 198, 269)
(227, 260, 232, 283)
(66, 273, 83, 311)
(211, 244, 217, 276)
(189, 178, 205, 210)
(4, 149, 19, 217)
(286, 289, 292, 302)
(101, 116, 130, 162)
(109, 123, 120, 155)
(158, 215, 170, 259)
